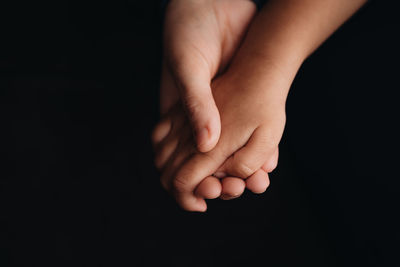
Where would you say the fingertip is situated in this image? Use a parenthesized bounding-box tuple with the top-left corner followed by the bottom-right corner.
(199, 203, 207, 212)
(195, 176, 222, 199)
(196, 125, 220, 153)
(262, 149, 279, 173)
(246, 169, 270, 194)
(220, 177, 246, 200)
(195, 106, 221, 153)
(151, 118, 172, 146)
(194, 198, 208, 212)
(177, 194, 208, 212)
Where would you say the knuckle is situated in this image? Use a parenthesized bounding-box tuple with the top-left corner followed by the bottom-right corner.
(183, 96, 204, 118)
(172, 175, 188, 193)
(259, 135, 280, 150)
(233, 159, 255, 178)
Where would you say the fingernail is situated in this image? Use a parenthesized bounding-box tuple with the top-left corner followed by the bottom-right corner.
(213, 171, 227, 178)
(220, 194, 239, 200)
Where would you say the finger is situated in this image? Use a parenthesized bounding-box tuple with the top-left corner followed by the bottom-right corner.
(151, 118, 172, 147)
(170, 62, 221, 153)
(220, 177, 246, 200)
(170, 150, 226, 212)
(194, 176, 222, 200)
(220, 125, 281, 178)
(246, 169, 270, 194)
(154, 120, 191, 170)
(152, 103, 185, 149)
(154, 136, 179, 170)
(262, 148, 279, 173)
(160, 135, 196, 192)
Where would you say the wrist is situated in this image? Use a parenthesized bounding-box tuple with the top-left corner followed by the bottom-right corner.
(216, 56, 294, 107)
(231, 47, 305, 83)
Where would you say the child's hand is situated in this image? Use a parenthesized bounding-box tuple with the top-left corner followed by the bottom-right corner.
(152, 102, 279, 202)
(156, 0, 367, 211)
(153, 62, 289, 211)
(160, 0, 257, 152)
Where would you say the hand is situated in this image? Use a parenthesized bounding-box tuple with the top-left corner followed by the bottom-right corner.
(160, 0, 257, 152)
(153, 61, 289, 211)
(155, 0, 368, 211)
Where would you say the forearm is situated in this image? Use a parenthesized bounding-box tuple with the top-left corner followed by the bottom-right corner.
(229, 0, 367, 85)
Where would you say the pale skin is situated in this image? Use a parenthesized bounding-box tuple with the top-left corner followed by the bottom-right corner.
(159, 0, 257, 151)
(156, 0, 265, 198)
(153, 0, 367, 211)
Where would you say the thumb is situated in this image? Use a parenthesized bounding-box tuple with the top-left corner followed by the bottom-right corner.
(171, 65, 221, 153)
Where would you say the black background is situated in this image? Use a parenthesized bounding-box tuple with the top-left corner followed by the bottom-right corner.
(1, 1, 399, 266)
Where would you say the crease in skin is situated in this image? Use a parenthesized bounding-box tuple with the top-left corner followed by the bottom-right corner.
(212, 171, 227, 178)
(212, 123, 259, 168)
(163, 152, 197, 192)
